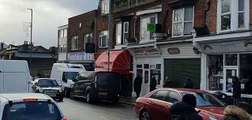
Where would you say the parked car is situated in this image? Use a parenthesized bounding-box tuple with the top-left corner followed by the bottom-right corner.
(134, 88, 225, 120)
(32, 78, 64, 102)
(0, 93, 67, 120)
(50, 63, 86, 97)
(69, 71, 121, 103)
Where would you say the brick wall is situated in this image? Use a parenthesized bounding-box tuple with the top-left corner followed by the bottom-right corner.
(68, 10, 97, 52)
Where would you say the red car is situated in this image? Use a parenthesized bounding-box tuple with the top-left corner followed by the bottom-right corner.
(134, 88, 225, 120)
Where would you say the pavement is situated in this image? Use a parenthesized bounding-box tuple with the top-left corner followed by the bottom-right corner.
(119, 96, 136, 106)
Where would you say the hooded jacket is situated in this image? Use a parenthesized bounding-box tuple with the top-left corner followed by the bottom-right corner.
(224, 105, 252, 120)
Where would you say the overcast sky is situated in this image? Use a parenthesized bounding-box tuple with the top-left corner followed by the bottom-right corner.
(0, 0, 99, 48)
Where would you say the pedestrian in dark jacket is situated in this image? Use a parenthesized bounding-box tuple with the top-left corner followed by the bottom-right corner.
(170, 94, 203, 120)
(134, 73, 142, 98)
(184, 79, 193, 88)
(223, 105, 252, 120)
(150, 75, 157, 92)
(232, 76, 241, 105)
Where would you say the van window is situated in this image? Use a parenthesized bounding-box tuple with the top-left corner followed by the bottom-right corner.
(62, 72, 79, 82)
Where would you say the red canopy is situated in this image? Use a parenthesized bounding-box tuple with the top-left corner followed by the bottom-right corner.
(95, 50, 131, 75)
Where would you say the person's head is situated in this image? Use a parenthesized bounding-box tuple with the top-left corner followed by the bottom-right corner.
(182, 94, 196, 108)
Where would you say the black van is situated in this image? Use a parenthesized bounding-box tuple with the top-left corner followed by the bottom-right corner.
(69, 71, 121, 103)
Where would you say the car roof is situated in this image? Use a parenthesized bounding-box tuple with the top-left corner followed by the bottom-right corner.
(158, 88, 207, 93)
(0, 93, 52, 102)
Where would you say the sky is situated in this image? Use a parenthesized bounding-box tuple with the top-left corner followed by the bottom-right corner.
(0, 0, 99, 48)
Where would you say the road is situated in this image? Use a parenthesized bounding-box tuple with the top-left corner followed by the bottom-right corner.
(58, 98, 138, 120)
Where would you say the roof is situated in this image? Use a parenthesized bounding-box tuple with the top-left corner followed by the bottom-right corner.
(159, 88, 207, 93)
(0, 93, 51, 101)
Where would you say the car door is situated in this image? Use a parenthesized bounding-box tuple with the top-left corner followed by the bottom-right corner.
(72, 80, 83, 96)
(148, 90, 170, 120)
(79, 79, 92, 97)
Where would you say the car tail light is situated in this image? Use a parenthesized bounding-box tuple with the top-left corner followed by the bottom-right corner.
(62, 117, 67, 120)
(23, 98, 38, 102)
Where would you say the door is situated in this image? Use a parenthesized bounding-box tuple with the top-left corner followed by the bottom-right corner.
(0, 60, 3, 93)
(142, 70, 149, 96)
(224, 68, 238, 92)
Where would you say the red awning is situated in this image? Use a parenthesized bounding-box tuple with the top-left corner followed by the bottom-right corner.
(95, 50, 131, 75)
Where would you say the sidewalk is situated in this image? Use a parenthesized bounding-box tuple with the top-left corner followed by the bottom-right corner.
(119, 96, 136, 106)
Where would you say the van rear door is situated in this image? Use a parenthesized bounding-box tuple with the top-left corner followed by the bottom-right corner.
(0, 60, 3, 93)
(3, 61, 28, 93)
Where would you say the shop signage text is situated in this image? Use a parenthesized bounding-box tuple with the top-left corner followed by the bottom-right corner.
(133, 48, 159, 56)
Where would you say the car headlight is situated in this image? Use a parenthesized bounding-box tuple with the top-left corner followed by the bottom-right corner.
(58, 89, 62, 93)
(38, 88, 43, 93)
(209, 116, 219, 120)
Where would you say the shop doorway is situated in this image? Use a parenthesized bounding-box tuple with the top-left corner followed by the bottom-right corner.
(223, 67, 239, 92)
(142, 70, 149, 96)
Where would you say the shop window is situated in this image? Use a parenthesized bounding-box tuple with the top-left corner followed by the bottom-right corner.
(137, 65, 142, 68)
(240, 54, 252, 94)
(208, 55, 223, 91)
(151, 70, 161, 85)
(144, 64, 149, 69)
(156, 64, 161, 69)
(144, 71, 149, 84)
(225, 54, 237, 66)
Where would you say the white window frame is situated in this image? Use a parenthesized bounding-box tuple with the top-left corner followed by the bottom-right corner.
(172, 6, 194, 37)
(99, 30, 108, 48)
(140, 14, 158, 43)
(63, 29, 67, 37)
(101, 0, 109, 15)
(71, 36, 78, 50)
(123, 22, 129, 44)
(116, 22, 122, 45)
(217, 0, 249, 33)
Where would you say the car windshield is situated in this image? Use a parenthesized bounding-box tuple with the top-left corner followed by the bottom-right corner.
(3, 101, 62, 120)
(63, 72, 79, 80)
(181, 92, 225, 107)
(38, 79, 59, 87)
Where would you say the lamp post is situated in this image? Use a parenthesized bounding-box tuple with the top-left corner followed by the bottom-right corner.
(27, 8, 33, 70)
(107, 0, 112, 71)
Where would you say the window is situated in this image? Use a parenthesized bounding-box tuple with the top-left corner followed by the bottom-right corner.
(116, 22, 122, 45)
(218, 0, 249, 32)
(123, 22, 129, 44)
(71, 36, 78, 50)
(58, 30, 64, 38)
(84, 33, 93, 43)
(140, 14, 157, 42)
(63, 29, 67, 37)
(99, 30, 108, 48)
(116, 21, 129, 45)
(172, 6, 194, 37)
(167, 91, 181, 103)
(101, 0, 109, 14)
(150, 90, 169, 101)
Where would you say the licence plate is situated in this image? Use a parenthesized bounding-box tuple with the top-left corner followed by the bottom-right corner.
(98, 92, 108, 95)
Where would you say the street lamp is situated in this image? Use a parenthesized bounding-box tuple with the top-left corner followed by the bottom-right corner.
(107, 0, 112, 71)
(27, 8, 33, 70)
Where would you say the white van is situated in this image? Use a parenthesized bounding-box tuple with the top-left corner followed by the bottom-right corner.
(50, 63, 86, 97)
(0, 60, 31, 93)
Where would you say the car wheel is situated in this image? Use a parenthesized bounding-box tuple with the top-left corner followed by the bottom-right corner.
(69, 90, 74, 99)
(139, 110, 150, 120)
(86, 92, 93, 103)
(64, 88, 68, 97)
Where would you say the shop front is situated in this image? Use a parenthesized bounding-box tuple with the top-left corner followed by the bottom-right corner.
(128, 47, 162, 97)
(194, 32, 252, 95)
(95, 50, 132, 97)
(158, 42, 201, 89)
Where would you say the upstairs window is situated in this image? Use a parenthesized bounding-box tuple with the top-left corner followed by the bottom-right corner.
(140, 14, 158, 42)
(172, 6, 194, 37)
(101, 0, 109, 14)
(99, 30, 108, 48)
(84, 33, 93, 43)
(116, 21, 129, 45)
(218, 0, 249, 32)
(71, 36, 78, 50)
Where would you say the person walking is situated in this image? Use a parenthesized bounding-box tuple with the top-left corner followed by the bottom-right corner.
(134, 73, 142, 98)
(232, 76, 241, 105)
(150, 75, 157, 92)
(170, 94, 203, 120)
(184, 79, 193, 88)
